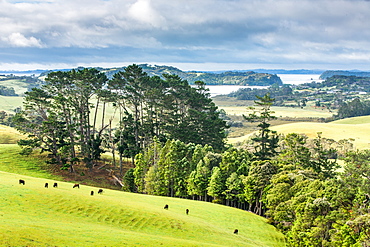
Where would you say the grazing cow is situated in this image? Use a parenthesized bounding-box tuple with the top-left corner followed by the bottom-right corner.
(53, 182, 58, 188)
(186, 209, 189, 215)
(234, 229, 239, 234)
(73, 183, 80, 188)
(164, 204, 169, 210)
(91, 191, 94, 196)
(98, 189, 103, 194)
(19, 179, 25, 185)
(45, 183, 49, 188)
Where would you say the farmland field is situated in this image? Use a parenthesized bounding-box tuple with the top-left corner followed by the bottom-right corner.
(228, 121, 370, 150)
(220, 105, 333, 118)
(0, 169, 285, 246)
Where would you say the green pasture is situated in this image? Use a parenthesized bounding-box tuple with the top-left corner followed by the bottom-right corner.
(228, 121, 370, 150)
(331, 115, 370, 124)
(0, 95, 23, 113)
(0, 78, 29, 95)
(0, 144, 59, 179)
(0, 170, 285, 246)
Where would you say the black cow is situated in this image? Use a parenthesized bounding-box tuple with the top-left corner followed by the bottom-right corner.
(234, 229, 239, 234)
(53, 182, 58, 188)
(98, 189, 103, 194)
(90, 191, 94, 196)
(164, 204, 169, 210)
(19, 179, 25, 185)
(45, 183, 49, 188)
(73, 184, 80, 188)
(186, 209, 189, 215)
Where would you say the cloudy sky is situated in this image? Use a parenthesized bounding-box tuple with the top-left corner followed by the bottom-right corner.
(1, 0, 370, 71)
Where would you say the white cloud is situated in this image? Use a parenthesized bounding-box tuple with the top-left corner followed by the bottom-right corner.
(2, 33, 43, 47)
(128, 0, 166, 28)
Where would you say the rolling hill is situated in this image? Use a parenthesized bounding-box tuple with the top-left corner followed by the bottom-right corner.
(0, 170, 285, 246)
(228, 116, 370, 150)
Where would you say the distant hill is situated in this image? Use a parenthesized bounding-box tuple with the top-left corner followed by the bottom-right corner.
(320, 70, 370, 79)
(101, 64, 283, 86)
(36, 64, 282, 86)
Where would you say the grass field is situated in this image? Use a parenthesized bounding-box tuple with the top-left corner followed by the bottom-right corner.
(0, 146, 286, 246)
(331, 115, 370, 124)
(220, 105, 333, 118)
(0, 95, 23, 113)
(0, 78, 29, 95)
(0, 125, 24, 144)
(228, 121, 370, 150)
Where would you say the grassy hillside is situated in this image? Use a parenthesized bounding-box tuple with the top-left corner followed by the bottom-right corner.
(331, 115, 370, 124)
(0, 95, 23, 113)
(0, 144, 285, 246)
(0, 170, 285, 246)
(0, 125, 24, 144)
(228, 120, 370, 150)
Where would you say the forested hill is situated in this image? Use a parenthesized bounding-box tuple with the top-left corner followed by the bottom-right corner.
(104, 64, 283, 86)
(320, 70, 370, 79)
(39, 64, 283, 86)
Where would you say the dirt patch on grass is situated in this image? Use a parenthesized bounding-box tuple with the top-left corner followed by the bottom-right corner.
(46, 158, 134, 190)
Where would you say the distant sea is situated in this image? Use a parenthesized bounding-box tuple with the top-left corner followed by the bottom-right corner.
(206, 74, 323, 97)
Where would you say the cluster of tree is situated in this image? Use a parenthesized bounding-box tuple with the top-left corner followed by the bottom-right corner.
(228, 83, 293, 102)
(303, 75, 370, 93)
(336, 98, 370, 119)
(320, 70, 370, 80)
(0, 111, 15, 126)
(128, 94, 369, 246)
(266, 146, 370, 246)
(13, 64, 228, 172)
(0, 85, 17, 96)
(184, 71, 283, 86)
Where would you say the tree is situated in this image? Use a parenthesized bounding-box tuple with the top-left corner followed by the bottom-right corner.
(187, 159, 211, 201)
(278, 133, 311, 170)
(243, 93, 279, 160)
(309, 133, 339, 179)
(243, 160, 278, 215)
(43, 68, 108, 170)
(219, 147, 252, 177)
(133, 138, 162, 193)
(207, 167, 225, 203)
(224, 172, 244, 208)
(108, 64, 149, 150)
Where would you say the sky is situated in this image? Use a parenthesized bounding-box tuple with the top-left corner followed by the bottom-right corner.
(1, 0, 370, 72)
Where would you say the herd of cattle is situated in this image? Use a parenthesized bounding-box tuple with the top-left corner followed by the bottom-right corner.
(18, 178, 239, 235)
(18, 179, 103, 195)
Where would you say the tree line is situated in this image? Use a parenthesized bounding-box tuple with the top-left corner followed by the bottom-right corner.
(13, 64, 228, 173)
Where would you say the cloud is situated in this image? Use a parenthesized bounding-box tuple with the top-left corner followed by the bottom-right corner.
(0, 0, 370, 70)
(128, 0, 166, 28)
(2, 33, 43, 47)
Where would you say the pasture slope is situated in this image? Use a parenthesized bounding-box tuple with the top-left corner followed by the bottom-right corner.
(228, 115, 370, 150)
(0, 172, 285, 246)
